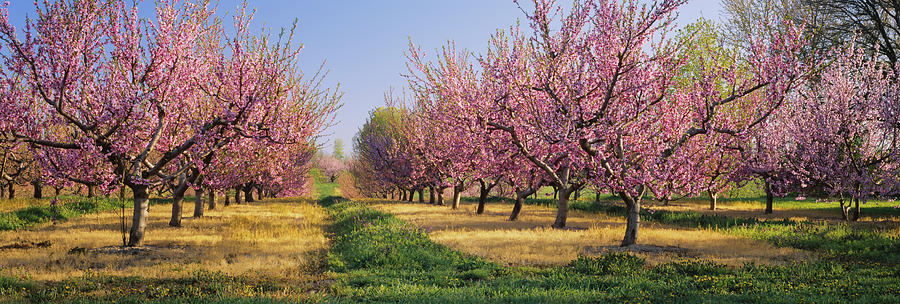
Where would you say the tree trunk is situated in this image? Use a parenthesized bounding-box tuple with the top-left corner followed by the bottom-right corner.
(437, 187, 445, 205)
(452, 184, 462, 209)
(408, 189, 414, 202)
(128, 185, 150, 247)
(224, 190, 231, 206)
(32, 180, 42, 199)
(708, 191, 718, 210)
(418, 188, 424, 204)
(257, 186, 263, 200)
(170, 191, 186, 227)
(851, 197, 861, 221)
(620, 192, 642, 246)
(235, 187, 243, 204)
(194, 188, 205, 218)
(764, 180, 774, 214)
(7, 184, 13, 199)
(839, 198, 850, 221)
(510, 188, 537, 221)
(573, 188, 581, 201)
(208, 191, 217, 210)
(552, 187, 572, 228)
(595, 190, 600, 203)
(428, 187, 435, 204)
(476, 180, 494, 215)
(54, 187, 60, 197)
(244, 185, 255, 203)
(87, 185, 95, 198)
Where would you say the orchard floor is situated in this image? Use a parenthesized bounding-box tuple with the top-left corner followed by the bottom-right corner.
(649, 198, 900, 231)
(368, 199, 814, 267)
(0, 197, 330, 301)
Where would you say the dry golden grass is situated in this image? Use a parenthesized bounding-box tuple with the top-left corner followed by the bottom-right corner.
(0, 197, 50, 213)
(0, 197, 329, 282)
(369, 200, 813, 267)
(650, 199, 900, 229)
(649, 199, 827, 221)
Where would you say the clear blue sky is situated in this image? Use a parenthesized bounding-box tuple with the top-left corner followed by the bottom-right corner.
(5, 0, 723, 156)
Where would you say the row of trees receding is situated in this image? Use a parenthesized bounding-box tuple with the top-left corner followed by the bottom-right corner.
(350, 0, 900, 246)
(0, 0, 340, 246)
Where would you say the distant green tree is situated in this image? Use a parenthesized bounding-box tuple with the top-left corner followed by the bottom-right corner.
(333, 139, 345, 160)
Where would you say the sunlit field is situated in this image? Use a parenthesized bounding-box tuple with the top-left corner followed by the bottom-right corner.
(370, 199, 811, 266)
(0, 196, 330, 301)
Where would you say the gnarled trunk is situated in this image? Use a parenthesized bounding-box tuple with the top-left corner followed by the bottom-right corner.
(476, 180, 496, 215)
(620, 192, 643, 246)
(193, 188, 205, 218)
(208, 190, 217, 210)
(510, 188, 537, 221)
(128, 185, 150, 247)
(418, 188, 424, 204)
(428, 186, 435, 204)
(851, 197, 861, 221)
(7, 184, 13, 199)
(708, 191, 718, 210)
(764, 180, 774, 214)
(32, 180, 42, 199)
(408, 189, 414, 202)
(552, 187, 571, 228)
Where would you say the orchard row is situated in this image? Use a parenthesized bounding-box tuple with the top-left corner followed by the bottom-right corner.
(350, 0, 900, 246)
(0, 1, 340, 246)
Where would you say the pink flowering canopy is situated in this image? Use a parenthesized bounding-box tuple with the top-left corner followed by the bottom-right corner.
(0, 0, 339, 246)
(783, 43, 900, 205)
(400, 0, 811, 245)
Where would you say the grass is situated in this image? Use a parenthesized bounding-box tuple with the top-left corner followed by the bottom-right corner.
(310, 168, 341, 199)
(519, 198, 900, 264)
(369, 200, 808, 266)
(533, 181, 900, 220)
(323, 197, 900, 303)
(0, 197, 131, 231)
(0, 196, 330, 303)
